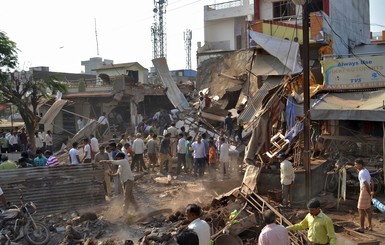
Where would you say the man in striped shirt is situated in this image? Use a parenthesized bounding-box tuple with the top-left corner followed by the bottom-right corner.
(45, 150, 60, 167)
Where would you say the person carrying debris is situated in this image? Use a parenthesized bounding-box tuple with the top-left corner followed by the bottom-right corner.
(185, 204, 210, 245)
(100, 152, 138, 213)
(286, 198, 336, 245)
(258, 210, 289, 245)
(278, 153, 295, 208)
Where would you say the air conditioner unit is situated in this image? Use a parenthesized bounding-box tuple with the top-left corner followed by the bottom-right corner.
(292, 0, 305, 5)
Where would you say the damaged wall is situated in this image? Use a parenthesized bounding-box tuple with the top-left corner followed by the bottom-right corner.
(197, 49, 259, 107)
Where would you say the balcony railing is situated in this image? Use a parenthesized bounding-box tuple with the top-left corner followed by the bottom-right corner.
(206, 0, 243, 11)
(249, 11, 325, 44)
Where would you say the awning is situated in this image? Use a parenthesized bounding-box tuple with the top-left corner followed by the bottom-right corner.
(248, 30, 303, 74)
(310, 90, 385, 121)
(39, 99, 68, 125)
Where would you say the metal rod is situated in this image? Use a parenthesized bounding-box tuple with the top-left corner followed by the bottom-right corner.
(302, 1, 311, 202)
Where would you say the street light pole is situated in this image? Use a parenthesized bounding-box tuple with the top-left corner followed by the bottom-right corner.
(302, 1, 311, 202)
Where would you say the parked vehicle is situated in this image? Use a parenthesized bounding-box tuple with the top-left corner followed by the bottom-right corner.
(0, 192, 50, 245)
(325, 160, 383, 195)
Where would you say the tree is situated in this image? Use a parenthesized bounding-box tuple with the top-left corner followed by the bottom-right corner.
(0, 31, 67, 150)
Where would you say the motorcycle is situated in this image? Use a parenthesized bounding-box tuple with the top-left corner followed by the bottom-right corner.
(325, 160, 383, 195)
(0, 192, 50, 245)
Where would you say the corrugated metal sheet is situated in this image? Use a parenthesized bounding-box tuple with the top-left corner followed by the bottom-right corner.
(239, 77, 283, 123)
(152, 58, 190, 111)
(0, 164, 104, 215)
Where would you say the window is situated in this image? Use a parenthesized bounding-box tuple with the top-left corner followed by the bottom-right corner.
(273, 1, 296, 19)
(127, 70, 139, 83)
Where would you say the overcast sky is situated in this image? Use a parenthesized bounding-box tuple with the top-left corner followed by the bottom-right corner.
(0, 0, 384, 74)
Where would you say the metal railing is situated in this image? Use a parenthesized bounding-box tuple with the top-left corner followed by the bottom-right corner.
(239, 182, 308, 245)
(206, 0, 243, 11)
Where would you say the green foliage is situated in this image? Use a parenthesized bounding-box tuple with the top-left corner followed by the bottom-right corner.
(0, 31, 68, 149)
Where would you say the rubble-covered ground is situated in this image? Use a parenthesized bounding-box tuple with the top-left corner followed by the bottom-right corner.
(26, 159, 385, 245)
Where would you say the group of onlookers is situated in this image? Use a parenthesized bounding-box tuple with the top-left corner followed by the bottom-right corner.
(0, 128, 53, 154)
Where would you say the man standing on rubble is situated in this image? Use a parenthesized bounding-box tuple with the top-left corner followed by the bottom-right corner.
(131, 133, 147, 172)
(186, 204, 210, 245)
(286, 198, 336, 245)
(191, 135, 206, 178)
(278, 153, 295, 208)
(224, 112, 233, 138)
(167, 122, 178, 157)
(258, 210, 289, 245)
(159, 133, 172, 175)
(100, 152, 138, 213)
(177, 133, 187, 175)
(219, 137, 229, 178)
(90, 134, 99, 160)
(95, 145, 112, 198)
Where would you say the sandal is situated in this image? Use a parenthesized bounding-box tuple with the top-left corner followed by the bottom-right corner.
(365, 226, 373, 231)
(353, 228, 364, 233)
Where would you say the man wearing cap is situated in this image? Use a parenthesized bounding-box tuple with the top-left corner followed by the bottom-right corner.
(287, 198, 336, 245)
(131, 133, 147, 172)
(278, 153, 295, 208)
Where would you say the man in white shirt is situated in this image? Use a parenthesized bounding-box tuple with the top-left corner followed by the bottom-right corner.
(354, 158, 374, 233)
(8, 131, 19, 152)
(219, 137, 229, 178)
(131, 133, 147, 172)
(177, 133, 187, 175)
(97, 112, 109, 137)
(100, 152, 138, 213)
(186, 204, 210, 245)
(278, 153, 295, 207)
(90, 134, 99, 159)
(69, 142, 81, 165)
(81, 138, 92, 163)
(191, 135, 206, 178)
(77, 117, 85, 131)
(258, 210, 290, 245)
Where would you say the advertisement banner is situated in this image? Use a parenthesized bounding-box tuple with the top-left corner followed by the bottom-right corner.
(322, 55, 385, 90)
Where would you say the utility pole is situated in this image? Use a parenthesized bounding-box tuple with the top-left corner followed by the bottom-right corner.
(302, 1, 311, 202)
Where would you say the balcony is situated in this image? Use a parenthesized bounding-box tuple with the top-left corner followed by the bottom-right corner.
(249, 11, 326, 44)
(204, 0, 254, 21)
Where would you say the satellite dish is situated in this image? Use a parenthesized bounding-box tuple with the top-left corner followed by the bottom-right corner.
(153, 8, 158, 13)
